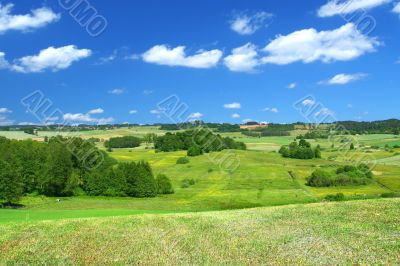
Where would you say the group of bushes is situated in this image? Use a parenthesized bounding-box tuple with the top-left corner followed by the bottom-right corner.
(154, 129, 246, 156)
(306, 164, 373, 187)
(0, 136, 173, 205)
(279, 139, 321, 159)
(104, 136, 142, 149)
(297, 131, 329, 140)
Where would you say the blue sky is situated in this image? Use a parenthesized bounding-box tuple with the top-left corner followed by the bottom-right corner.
(0, 0, 399, 125)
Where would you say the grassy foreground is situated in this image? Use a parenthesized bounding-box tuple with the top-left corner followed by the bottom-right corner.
(1, 198, 399, 265)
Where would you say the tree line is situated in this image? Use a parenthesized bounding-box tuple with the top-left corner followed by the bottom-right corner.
(0, 136, 173, 205)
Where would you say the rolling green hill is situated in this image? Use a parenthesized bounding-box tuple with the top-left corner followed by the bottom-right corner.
(0, 199, 399, 265)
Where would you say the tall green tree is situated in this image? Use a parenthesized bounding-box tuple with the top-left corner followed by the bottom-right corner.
(0, 160, 23, 204)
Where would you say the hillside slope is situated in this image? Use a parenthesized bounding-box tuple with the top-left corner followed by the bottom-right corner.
(1, 199, 399, 265)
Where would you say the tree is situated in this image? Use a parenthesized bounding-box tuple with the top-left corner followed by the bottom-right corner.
(42, 141, 73, 196)
(0, 160, 23, 205)
(117, 161, 157, 197)
(314, 145, 322, 158)
(156, 174, 174, 194)
(350, 143, 355, 150)
(187, 145, 203, 157)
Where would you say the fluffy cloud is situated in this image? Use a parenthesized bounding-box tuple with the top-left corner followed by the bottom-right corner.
(88, 108, 104, 115)
(320, 73, 368, 85)
(142, 45, 222, 69)
(263, 107, 279, 113)
(188, 112, 203, 120)
(393, 2, 400, 13)
(230, 11, 273, 35)
(0, 3, 60, 34)
(129, 110, 138, 114)
(0, 107, 11, 113)
(224, 43, 260, 72)
(318, 0, 391, 17)
(224, 102, 241, 109)
(261, 23, 379, 65)
(232, 113, 240, 119)
(63, 109, 113, 125)
(12, 45, 92, 73)
(108, 88, 125, 95)
(287, 82, 297, 89)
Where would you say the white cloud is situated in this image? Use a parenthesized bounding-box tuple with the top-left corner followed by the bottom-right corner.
(232, 113, 240, 119)
(97, 50, 117, 65)
(224, 43, 260, 72)
(142, 45, 222, 69)
(224, 102, 241, 109)
(12, 45, 91, 73)
(0, 115, 14, 126)
(318, 0, 391, 17)
(108, 88, 125, 95)
(88, 108, 104, 115)
(261, 23, 379, 65)
(393, 2, 400, 13)
(0, 52, 9, 69)
(263, 107, 278, 113)
(0, 107, 11, 113)
(129, 110, 138, 114)
(230, 11, 273, 35)
(63, 110, 113, 125)
(150, 108, 165, 115)
(320, 73, 368, 85)
(287, 82, 297, 89)
(0, 3, 60, 34)
(188, 112, 203, 121)
(302, 99, 316, 106)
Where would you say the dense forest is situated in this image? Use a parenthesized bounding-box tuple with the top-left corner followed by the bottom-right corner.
(104, 136, 142, 148)
(154, 129, 246, 155)
(0, 137, 173, 205)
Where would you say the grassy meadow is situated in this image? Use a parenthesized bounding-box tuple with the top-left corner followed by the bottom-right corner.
(0, 127, 400, 264)
(0, 198, 399, 264)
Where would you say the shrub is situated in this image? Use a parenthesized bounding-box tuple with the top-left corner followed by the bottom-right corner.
(306, 169, 333, 187)
(325, 193, 345, 201)
(176, 157, 189, 164)
(187, 145, 203, 157)
(156, 174, 174, 194)
(181, 178, 196, 188)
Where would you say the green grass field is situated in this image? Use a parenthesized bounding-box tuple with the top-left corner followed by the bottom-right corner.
(1, 199, 399, 265)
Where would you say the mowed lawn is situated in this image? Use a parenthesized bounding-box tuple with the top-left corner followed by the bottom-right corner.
(0, 199, 399, 265)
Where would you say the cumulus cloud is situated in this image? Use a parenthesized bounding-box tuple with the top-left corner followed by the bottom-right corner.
(320, 73, 368, 85)
(188, 112, 203, 121)
(230, 11, 273, 35)
(0, 107, 12, 113)
(88, 108, 104, 115)
(224, 102, 241, 109)
(142, 45, 222, 68)
(11, 45, 92, 73)
(108, 88, 125, 95)
(287, 82, 297, 89)
(63, 109, 113, 125)
(261, 23, 379, 65)
(393, 2, 400, 13)
(232, 113, 240, 119)
(224, 43, 260, 72)
(129, 110, 138, 114)
(318, 0, 391, 17)
(0, 3, 60, 34)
